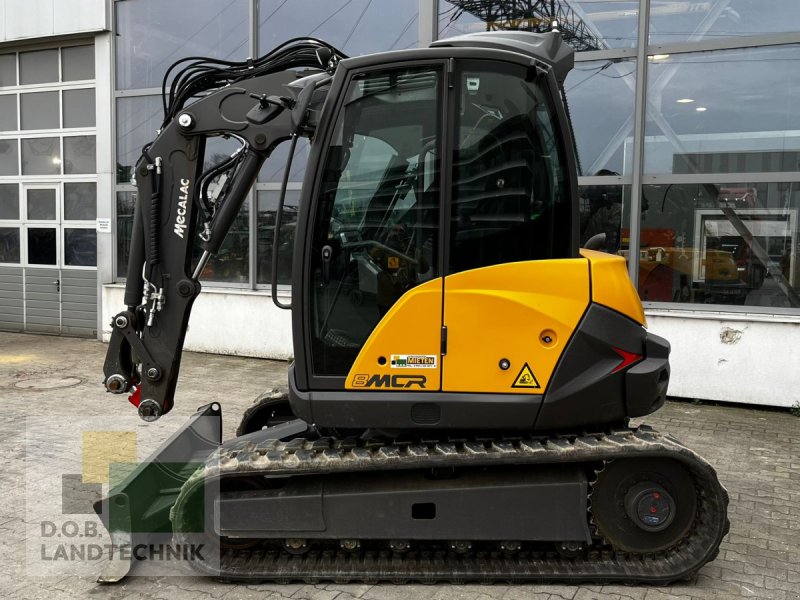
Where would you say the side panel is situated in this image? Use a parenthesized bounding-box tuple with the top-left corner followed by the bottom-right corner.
(535, 303, 654, 430)
(0, 267, 24, 332)
(581, 249, 646, 326)
(442, 259, 589, 394)
(215, 467, 590, 542)
(60, 269, 97, 337)
(24, 267, 60, 334)
(345, 278, 442, 391)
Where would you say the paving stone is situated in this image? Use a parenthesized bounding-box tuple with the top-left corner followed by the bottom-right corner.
(1, 331, 799, 600)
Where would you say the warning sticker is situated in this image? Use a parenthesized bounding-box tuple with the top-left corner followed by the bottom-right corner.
(387, 256, 400, 269)
(512, 362, 541, 389)
(391, 354, 437, 369)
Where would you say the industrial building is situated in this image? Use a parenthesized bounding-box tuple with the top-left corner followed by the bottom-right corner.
(0, 0, 798, 406)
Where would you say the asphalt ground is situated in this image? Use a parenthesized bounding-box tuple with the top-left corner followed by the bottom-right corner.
(0, 331, 798, 600)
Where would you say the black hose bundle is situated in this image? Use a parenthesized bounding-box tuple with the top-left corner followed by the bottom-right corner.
(160, 37, 347, 127)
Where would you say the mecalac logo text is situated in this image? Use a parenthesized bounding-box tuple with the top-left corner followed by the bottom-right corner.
(174, 178, 191, 238)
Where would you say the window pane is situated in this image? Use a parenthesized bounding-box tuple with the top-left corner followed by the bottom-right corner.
(259, 0, 418, 56)
(195, 199, 249, 284)
(19, 49, 59, 85)
(639, 182, 800, 309)
(21, 91, 60, 130)
(650, 0, 800, 45)
(438, 1, 637, 51)
(580, 184, 631, 253)
(450, 63, 571, 274)
(27, 227, 57, 265)
(438, 3, 483, 39)
(21, 137, 60, 175)
(257, 189, 300, 285)
(116, 191, 136, 277)
(62, 45, 95, 81)
(116, 0, 249, 90)
(64, 228, 97, 266)
(0, 139, 18, 175)
(63, 89, 95, 128)
(205, 135, 244, 171)
(258, 138, 310, 183)
(0, 227, 20, 263)
(0, 184, 19, 219)
(645, 46, 800, 175)
(309, 66, 441, 376)
(64, 135, 96, 174)
(27, 189, 56, 220)
(0, 54, 16, 87)
(566, 59, 635, 176)
(116, 96, 161, 183)
(0, 94, 17, 131)
(64, 182, 97, 220)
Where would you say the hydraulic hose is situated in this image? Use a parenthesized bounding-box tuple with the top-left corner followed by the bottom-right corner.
(199, 149, 265, 256)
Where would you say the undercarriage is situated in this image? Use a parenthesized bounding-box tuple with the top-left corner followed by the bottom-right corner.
(146, 404, 730, 584)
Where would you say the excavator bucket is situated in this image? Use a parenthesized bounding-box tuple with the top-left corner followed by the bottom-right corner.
(93, 403, 222, 582)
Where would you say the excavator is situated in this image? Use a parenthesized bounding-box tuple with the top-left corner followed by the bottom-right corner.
(98, 30, 729, 584)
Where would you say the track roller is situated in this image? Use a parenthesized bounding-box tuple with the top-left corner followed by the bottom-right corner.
(282, 538, 310, 555)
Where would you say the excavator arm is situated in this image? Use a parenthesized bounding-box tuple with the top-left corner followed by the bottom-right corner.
(103, 41, 339, 420)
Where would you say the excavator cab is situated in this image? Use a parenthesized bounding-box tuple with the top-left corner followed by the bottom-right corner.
(296, 52, 573, 381)
(98, 32, 728, 585)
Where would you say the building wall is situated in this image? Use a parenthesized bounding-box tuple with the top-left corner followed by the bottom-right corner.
(647, 312, 800, 407)
(102, 284, 294, 360)
(0, 0, 108, 43)
(0, 1, 111, 337)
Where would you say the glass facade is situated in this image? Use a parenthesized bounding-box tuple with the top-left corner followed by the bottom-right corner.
(438, 1, 639, 49)
(114, 0, 250, 90)
(638, 182, 800, 308)
(111, 0, 800, 314)
(648, 0, 800, 45)
(115, 95, 162, 184)
(644, 46, 800, 175)
(580, 184, 631, 252)
(256, 189, 299, 285)
(564, 58, 636, 176)
(258, 0, 419, 56)
(115, 191, 136, 277)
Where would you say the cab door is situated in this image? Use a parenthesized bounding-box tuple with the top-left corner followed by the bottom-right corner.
(441, 60, 586, 395)
(303, 63, 445, 390)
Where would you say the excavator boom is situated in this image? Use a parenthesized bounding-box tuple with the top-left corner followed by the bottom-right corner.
(103, 40, 339, 419)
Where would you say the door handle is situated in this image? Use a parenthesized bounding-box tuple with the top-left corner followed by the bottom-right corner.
(52, 279, 60, 292)
(321, 245, 333, 284)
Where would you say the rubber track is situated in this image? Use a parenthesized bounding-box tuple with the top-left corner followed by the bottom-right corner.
(171, 425, 730, 584)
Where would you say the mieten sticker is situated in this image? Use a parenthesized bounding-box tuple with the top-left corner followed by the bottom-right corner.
(390, 354, 437, 369)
